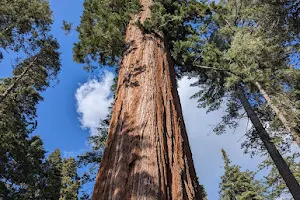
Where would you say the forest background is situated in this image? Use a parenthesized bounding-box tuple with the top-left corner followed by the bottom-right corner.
(1, 0, 299, 199)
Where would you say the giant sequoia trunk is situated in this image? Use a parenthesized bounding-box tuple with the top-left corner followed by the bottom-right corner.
(237, 85, 300, 200)
(92, 1, 203, 199)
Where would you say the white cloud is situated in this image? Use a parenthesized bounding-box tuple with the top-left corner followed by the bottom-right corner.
(75, 71, 114, 136)
(177, 77, 265, 199)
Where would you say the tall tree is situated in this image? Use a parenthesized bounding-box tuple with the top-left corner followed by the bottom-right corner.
(188, 0, 300, 198)
(0, 0, 61, 197)
(236, 88, 300, 198)
(41, 149, 81, 200)
(60, 157, 80, 200)
(42, 149, 63, 199)
(219, 149, 266, 200)
(215, 0, 300, 145)
(234, 0, 300, 146)
(74, 0, 209, 199)
(0, 70, 59, 199)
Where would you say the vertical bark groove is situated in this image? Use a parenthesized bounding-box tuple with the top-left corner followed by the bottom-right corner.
(92, 0, 202, 199)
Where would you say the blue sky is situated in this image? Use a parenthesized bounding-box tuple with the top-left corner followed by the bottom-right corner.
(0, 0, 270, 199)
(34, 0, 91, 154)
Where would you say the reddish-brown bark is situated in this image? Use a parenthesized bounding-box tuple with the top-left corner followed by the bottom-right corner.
(92, 1, 203, 199)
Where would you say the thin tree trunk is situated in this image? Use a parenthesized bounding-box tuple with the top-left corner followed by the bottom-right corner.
(0, 57, 37, 103)
(254, 81, 300, 146)
(92, 1, 203, 200)
(237, 85, 300, 200)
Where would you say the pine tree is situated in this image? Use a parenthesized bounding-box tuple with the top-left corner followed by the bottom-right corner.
(0, 1, 61, 198)
(0, 73, 53, 199)
(60, 157, 80, 200)
(43, 149, 63, 199)
(219, 149, 266, 200)
(0, 135, 47, 199)
(0, 35, 60, 104)
(40, 150, 81, 200)
(191, 0, 300, 146)
(188, 0, 300, 198)
(74, 0, 209, 199)
(234, 0, 300, 146)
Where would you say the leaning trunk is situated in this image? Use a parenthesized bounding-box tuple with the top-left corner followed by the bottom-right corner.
(0, 57, 37, 103)
(237, 85, 300, 200)
(92, 1, 203, 199)
(254, 81, 300, 146)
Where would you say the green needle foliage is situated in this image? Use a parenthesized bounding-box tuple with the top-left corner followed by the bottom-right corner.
(42, 149, 80, 200)
(43, 149, 63, 199)
(73, 0, 140, 68)
(74, 0, 211, 71)
(259, 153, 300, 199)
(189, 0, 300, 197)
(0, 0, 61, 103)
(11, 36, 60, 92)
(190, 0, 299, 153)
(60, 157, 80, 200)
(0, 0, 62, 198)
(62, 20, 73, 35)
(0, 135, 47, 199)
(0, 80, 45, 198)
(0, 37, 61, 199)
(220, 149, 266, 200)
(142, 0, 211, 69)
(0, 0, 53, 60)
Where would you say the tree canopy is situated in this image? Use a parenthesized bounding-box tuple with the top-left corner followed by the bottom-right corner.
(220, 150, 266, 200)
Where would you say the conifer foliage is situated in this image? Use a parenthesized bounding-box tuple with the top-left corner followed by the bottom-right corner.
(0, 0, 62, 198)
(219, 149, 266, 200)
(60, 157, 80, 200)
(74, 0, 210, 69)
(43, 149, 80, 200)
(260, 153, 300, 199)
(73, 0, 140, 68)
(188, 0, 300, 198)
(43, 149, 63, 199)
(1, 0, 299, 199)
(0, 0, 53, 59)
(142, 0, 210, 68)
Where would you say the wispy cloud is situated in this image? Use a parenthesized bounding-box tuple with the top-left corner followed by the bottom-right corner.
(63, 149, 87, 158)
(75, 71, 114, 136)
